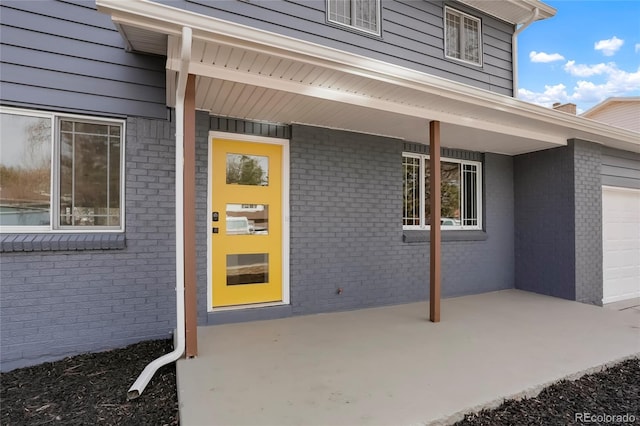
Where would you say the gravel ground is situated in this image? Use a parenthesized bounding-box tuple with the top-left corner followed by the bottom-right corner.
(1, 340, 638, 426)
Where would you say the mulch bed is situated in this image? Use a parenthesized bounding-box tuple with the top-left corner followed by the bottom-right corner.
(1, 339, 638, 426)
(456, 358, 640, 426)
(1, 339, 177, 426)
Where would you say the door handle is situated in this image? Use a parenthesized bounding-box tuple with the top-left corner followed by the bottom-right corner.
(212, 227, 219, 234)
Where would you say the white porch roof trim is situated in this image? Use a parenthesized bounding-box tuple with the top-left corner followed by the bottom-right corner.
(457, 0, 556, 25)
(97, 0, 640, 155)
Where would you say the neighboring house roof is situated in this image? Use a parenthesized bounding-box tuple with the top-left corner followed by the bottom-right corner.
(582, 97, 640, 133)
(97, 0, 639, 155)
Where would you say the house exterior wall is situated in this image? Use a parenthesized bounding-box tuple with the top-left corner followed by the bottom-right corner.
(7, 0, 633, 370)
(0, 1, 172, 370)
(514, 145, 576, 300)
(515, 140, 638, 306)
(153, 0, 515, 95)
(202, 124, 515, 324)
(0, 0, 518, 369)
(572, 140, 603, 305)
(288, 126, 516, 309)
(0, 0, 166, 119)
(602, 147, 640, 189)
(0, 117, 178, 371)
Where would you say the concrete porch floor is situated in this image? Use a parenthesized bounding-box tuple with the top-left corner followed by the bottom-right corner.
(176, 290, 640, 426)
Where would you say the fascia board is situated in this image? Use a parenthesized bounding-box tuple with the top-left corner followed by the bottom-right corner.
(98, 0, 639, 149)
(516, 0, 556, 20)
(457, 0, 556, 24)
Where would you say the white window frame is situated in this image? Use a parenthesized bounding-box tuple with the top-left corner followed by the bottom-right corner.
(402, 153, 482, 231)
(327, 0, 382, 36)
(444, 6, 483, 67)
(0, 106, 126, 233)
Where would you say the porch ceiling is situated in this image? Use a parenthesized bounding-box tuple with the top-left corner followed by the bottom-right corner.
(99, 0, 640, 155)
(162, 38, 567, 155)
(185, 75, 555, 154)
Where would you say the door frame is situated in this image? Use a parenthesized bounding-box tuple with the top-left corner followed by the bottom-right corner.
(207, 132, 290, 312)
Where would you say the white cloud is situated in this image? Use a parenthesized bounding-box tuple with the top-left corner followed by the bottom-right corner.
(594, 36, 624, 56)
(636, 43, 640, 53)
(519, 60, 640, 109)
(529, 51, 565, 63)
(518, 84, 570, 107)
(563, 61, 615, 77)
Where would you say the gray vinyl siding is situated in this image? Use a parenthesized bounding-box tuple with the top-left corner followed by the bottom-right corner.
(601, 147, 640, 189)
(0, 1, 166, 119)
(153, 0, 514, 95)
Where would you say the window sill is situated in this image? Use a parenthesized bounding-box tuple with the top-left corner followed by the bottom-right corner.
(0, 233, 126, 253)
(444, 55, 483, 68)
(402, 230, 487, 243)
(325, 20, 383, 39)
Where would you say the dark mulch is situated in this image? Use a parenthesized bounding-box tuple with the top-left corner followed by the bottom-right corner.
(1, 339, 178, 426)
(2, 341, 638, 426)
(456, 358, 640, 426)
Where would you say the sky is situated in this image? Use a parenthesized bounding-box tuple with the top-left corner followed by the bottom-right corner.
(517, 0, 640, 114)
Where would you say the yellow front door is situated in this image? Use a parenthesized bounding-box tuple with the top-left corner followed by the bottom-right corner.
(211, 138, 282, 307)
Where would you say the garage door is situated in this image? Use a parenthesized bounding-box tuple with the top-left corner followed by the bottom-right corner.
(602, 186, 640, 304)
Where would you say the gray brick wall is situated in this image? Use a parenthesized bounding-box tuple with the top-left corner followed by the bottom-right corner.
(514, 146, 576, 300)
(514, 140, 605, 305)
(287, 125, 515, 314)
(572, 139, 603, 305)
(195, 111, 211, 326)
(288, 126, 404, 313)
(1, 117, 521, 369)
(0, 116, 177, 371)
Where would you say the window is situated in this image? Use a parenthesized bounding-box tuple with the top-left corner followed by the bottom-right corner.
(403, 153, 481, 230)
(328, 0, 381, 35)
(445, 7, 482, 66)
(0, 107, 124, 232)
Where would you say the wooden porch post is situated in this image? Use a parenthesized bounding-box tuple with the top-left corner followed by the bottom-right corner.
(184, 74, 198, 357)
(429, 121, 441, 323)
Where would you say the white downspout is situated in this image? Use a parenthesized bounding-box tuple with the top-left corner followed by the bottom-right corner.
(127, 26, 192, 400)
(512, 8, 539, 98)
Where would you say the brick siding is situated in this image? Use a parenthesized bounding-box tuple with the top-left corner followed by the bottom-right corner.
(0, 116, 178, 371)
(515, 140, 606, 305)
(2, 119, 519, 369)
(514, 145, 576, 300)
(572, 139, 603, 305)
(287, 125, 515, 314)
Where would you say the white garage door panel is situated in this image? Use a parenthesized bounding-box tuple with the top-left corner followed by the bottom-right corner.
(602, 186, 640, 304)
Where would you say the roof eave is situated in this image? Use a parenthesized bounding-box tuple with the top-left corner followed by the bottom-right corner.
(96, 0, 638, 153)
(456, 0, 556, 24)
